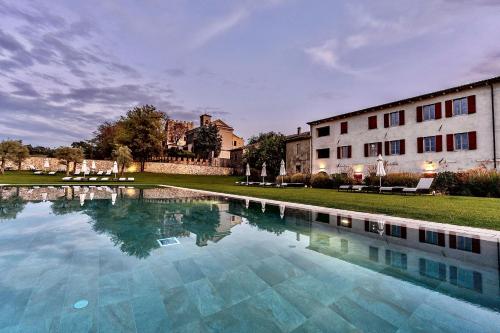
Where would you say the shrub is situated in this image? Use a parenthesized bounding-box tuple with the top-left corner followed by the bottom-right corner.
(331, 173, 354, 188)
(456, 169, 500, 197)
(275, 175, 291, 183)
(290, 173, 311, 185)
(433, 171, 459, 194)
(310, 172, 333, 188)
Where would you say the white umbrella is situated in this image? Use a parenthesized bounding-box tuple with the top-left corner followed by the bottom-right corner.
(112, 161, 119, 179)
(261, 162, 267, 184)
(111, 192, 117, 205)
(245, 198, 250, 209)
(91, 160, 96, 172)
(261, 201, 266, 213)
(79, 193, 86, 206)
(89, 192, 95, 201)
(43, 158, 50, 171)
(279, 159, 286, 185)
(279, 204, 285, 219)
(245, 163, 251, 185)
(376, 154, 386, 188)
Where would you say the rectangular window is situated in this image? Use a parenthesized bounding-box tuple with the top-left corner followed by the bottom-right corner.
(369, 246, 379, 262)
(340, 121, 348, 134)
(385, 250, 407, 270)
(390, 140, 401, 155)
(339, 146, 350, 159)
(295, 165, 301, 173)
(454, 133, 469, 150)
(368, 143, 378, 157)
(368, 115, 377, 129)
(425, 230, 439, 245)
(423, 136, 436, 152)
(419, 258, 446, 281)
(390, 225, 401, 237)
(316, 148, 330, 159)
(315, 213, 330, 223)
(453, 97, 468, 116)
(317, 126, 330, 137)
(233, 141, 237, 146)
(450, 266, 482, 292)
(389, 111, 400, 127)
(423, 104, 436, 121)
(457, 236, 473, 252)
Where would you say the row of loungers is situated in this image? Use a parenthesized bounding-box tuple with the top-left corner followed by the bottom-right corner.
(339, 178, 434, 195)
(33, 171, 56, 175)
(62, 177, 135, 182)
(235, 181, 305, 187)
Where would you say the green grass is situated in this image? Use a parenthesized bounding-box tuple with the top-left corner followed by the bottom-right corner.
(1, 171, 499, 230)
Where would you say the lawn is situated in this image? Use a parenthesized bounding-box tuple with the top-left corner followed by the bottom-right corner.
(1, 171, 499, 230)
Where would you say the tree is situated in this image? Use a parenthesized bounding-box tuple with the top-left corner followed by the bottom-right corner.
(244, 132, 286, 179)
(11, 142, 30, 170)
(26, 145, 55, 157)
(0, 140, 20, 175)
(92, 121, 123, 159)
(167, 120, 190, 146)
(117, 105, 167, 171)
(193, 123, 222, 159)
(55, 147, 84, 175)
(71, 140, 96, 159)
(112, 145, 133, 176)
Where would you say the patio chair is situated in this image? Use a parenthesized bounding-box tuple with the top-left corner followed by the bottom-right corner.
(402, 178, 434, 195)
(96, 170, 104, 176)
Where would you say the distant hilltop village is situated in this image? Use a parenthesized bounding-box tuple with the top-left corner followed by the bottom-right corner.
(167, 114, 244, 159)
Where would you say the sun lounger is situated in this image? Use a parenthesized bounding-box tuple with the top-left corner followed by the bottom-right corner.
(127, 178, 135, 182)
(119, 178, 127, 181)
(280, 182, 305, 188)
(96, 171, 104, 176)
(62, 177, 72, 181)
(48, 171, 56, 175)
(89, 177, 98, 181)
(402, 178, 434, 194)
(351, 185, 367, 191)
(33, 171, 43, 175)
(73, 177, 84, 181)
(338, 185, 351, 191)
(100, 177, 109, 181)
(105, 170, 112, 176)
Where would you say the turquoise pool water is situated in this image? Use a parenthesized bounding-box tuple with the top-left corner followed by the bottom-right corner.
(0, 186, 499, 332)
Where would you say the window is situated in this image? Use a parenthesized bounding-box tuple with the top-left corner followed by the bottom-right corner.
(454, 133, 469, 150)
(233, 140, 237, 146)
(425, 230, 439, 245)
(389, 111, 400, 127)
(317, 126, 330, 137)
(340, 121, 348, 134)
(390, 140, 401, 155)
(316, 148, 330, 159)
(385, 250, 407, 270)
(369, 246, 379, 262)
(457, 236, 473, 252)
(295, 165, 301, 173)
(423, 104, 435, 121)
(453, 97, 468, 116)
(368, 115, 377, 129)
(390, 225, 401, 237)
(338, 146, 350, 159)
(450, 266, 482, 292)
(423, 136, 436, 152)
(315, 213, 330, 223)
(419, 259, 446, 281)
(368, 143, 378, 157)
(296, 143, 300, 154)
(367, 221, 382, 234)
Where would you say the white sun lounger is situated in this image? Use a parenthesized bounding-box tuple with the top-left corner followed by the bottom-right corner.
(119, 178, 127, 181)
(402, 178, 434, 194)
(127, 178, 135, 182)
(351, 185, 367, 191)
(73, 177, 84, 181)
(33, 171, 43, 175)
(96, 170, 104, 176)
(48, 171, 56, 175)
(62, 177, 72, 181)
(89, 177, 98, 181)
(380, 186, 394, 193)
(105, 170, 112, 176)
(100, 177, 109, 181)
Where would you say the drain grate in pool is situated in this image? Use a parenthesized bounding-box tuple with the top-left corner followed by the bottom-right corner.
(157, 237, 180, 247)
(73, 299, 89, 309)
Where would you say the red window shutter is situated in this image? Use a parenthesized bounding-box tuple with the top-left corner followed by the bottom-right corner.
(419, 229, 425, 242)
(401, 226, 407, 239)
(384, 141, 390, 155)
(435, 102, 442, 119)
(399, 110, 405, 125)
(341, 121, 348, 134)
(336, 215, 341, 226)
(467, 95, 476, 114)
(416, 106, 423, 122)
(417, 137, 423, 153)
(364, 219, 369, 231)
(447, 134, 454, 151)
(471, 237, 480, 254)
(377, 142, 382, 155)
(468, 131, 477, 150)
(385, 223, 391, 235)
(436, 135, 443, 152)
(449, 234, 456, 249)
(384, 114, 389, 128)
(438, 232, 445, 247)
(400, 139, 405, 154)
(337, 147, 341, 159)
(347, 145, 352, 158)
(364, 143, 368, 157)
(445, 100, 452, 117)
(368, 116, 377, 129)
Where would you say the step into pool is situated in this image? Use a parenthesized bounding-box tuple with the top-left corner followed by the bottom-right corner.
(0, 186, 498, 332)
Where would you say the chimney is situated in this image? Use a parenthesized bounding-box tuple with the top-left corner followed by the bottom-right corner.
(200, 114, 212, 126)
(297, 127, 301, 135)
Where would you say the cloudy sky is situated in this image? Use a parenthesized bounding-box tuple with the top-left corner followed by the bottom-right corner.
(1, 0, 499, 146)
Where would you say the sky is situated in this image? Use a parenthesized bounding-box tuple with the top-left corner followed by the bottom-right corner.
(1, 0, 500, 147)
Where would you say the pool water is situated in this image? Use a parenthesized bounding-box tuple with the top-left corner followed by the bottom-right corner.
(0, 186, 499, 333)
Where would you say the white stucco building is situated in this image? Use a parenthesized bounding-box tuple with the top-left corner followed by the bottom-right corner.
(308, 76, 500, 178)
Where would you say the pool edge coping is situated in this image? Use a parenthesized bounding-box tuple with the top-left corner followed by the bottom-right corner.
(159, 184, 500, 240)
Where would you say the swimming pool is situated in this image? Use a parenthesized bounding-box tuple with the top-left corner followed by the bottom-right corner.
(0, 186, 499, 332)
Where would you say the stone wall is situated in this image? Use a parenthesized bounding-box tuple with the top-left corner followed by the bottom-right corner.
(6, 156, 233, 175)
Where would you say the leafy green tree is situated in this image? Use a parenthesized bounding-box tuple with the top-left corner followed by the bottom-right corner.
(11, 142, 30, 171)
(193, 123, 222, 159)
(91, 121, 123, 159)
(71, 140, 96, 159)
(117, 105, 167, 171)
(0, 140, 20, 174)
(244, 132, 286, 179)
(26, 145, 56, 157)
(112, 145, 133, 176)
(55, 147, 84, 175)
